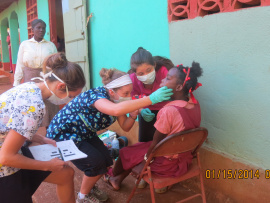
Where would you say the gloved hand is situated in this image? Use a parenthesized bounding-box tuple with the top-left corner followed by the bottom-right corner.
(141, 108, 155, 122)
(149, 86, 173, 105)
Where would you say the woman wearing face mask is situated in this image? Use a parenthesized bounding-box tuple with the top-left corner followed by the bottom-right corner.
(0, 52, 86, 203)
(129, 47, 174, 142)
(13, 19, 58, 128)
(46, 68, 173, 203)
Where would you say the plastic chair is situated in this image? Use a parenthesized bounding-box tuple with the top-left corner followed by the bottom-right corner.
(126, 127, 208, 203)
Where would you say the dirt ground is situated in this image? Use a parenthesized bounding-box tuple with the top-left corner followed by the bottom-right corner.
(0, 75, 13, 94)
(33, 163, 204, 203)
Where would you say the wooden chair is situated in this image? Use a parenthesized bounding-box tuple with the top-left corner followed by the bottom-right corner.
(126, 127, 208, 203)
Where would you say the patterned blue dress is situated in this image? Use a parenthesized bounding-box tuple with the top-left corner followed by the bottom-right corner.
(46, 86, 117, 142)
(46, 86, 117, 176)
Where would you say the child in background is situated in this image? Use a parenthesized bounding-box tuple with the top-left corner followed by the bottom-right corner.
(129, 47, 174, 142)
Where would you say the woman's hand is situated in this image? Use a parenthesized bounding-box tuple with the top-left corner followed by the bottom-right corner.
(31, 133, 57, 147)
(129, 110, 139, 120)
(47, 158, 68, 171)
(43, 137, 57, 147)
(0, 130, 67, 172)
(141, 108, 155, 122)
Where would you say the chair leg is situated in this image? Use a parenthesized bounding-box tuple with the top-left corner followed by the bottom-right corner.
(126, 184, 137, 203)
(199, 172, 206, 203)
(147, 166, 156, 203)
(126, 175, 144, 203)
(197, 153, 206, 203)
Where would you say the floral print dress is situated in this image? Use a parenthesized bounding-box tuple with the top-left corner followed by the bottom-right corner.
(0, 82, 45, 177)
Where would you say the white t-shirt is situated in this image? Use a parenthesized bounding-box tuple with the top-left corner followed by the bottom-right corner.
(0, 82, 45, 177)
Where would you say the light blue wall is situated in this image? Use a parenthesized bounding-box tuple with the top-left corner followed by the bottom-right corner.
(0, 0, 27, 63)
(16, 0, 28, 42)
(169, 7, 270, 169)
(37, 0, 50, 41)
(88, 0, 170, 87)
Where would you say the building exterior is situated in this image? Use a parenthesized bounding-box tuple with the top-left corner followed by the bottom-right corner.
(1, 0, 270, 202)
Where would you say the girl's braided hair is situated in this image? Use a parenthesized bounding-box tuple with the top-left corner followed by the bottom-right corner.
(175, 62, 203, 95)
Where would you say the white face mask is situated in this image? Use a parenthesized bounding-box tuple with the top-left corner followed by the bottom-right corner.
(44, 81, 72, 105)
(31, 71, 72, 105)
(112, 91, 132, 103)
(136, 70, 156, 84)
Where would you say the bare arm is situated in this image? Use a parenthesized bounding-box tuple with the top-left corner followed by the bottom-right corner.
(94, 97, 152, 117)
(117, 110, 138, 132)
(0, 130, 66, 171)
(146, 130, 167, 158)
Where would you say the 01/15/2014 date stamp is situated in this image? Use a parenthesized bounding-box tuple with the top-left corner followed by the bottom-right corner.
(205, 169, 270, 179)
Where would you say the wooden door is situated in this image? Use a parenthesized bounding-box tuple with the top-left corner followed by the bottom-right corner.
(62, 0, 90, 89)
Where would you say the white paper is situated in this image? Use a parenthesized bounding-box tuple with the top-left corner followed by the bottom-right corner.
(29, 140, 87, 162)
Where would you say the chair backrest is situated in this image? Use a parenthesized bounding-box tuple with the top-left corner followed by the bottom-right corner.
(150, 127, 208, 158)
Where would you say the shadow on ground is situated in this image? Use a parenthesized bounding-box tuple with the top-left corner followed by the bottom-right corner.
(33, 163, 205, 203)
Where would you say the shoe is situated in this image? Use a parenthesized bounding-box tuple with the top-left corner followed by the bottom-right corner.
(9, 70, 13, 73)
(154, 186, 168, 194)
(91, 185, 108, 202)
(76, 193, 100, 203)
(135, 179, 147, 189)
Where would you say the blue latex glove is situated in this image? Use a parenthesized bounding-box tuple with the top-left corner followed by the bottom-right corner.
(141, 108, 155, 122)
(149, 86, 173, 105)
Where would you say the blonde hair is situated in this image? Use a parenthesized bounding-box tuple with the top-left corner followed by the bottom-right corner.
(99, 68, 126, 89)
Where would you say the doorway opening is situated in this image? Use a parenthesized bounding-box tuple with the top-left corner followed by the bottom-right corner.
(49, 0, 65, 53)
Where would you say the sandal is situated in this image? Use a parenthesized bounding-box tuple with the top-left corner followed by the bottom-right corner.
(154, 186, 168, 194)
(103, 173, 120, 191)
(135, 179, 147, 189)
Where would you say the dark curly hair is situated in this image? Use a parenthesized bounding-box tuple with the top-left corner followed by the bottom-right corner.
(175, 62, 203, 95)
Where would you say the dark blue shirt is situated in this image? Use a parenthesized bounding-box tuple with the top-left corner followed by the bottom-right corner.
(46, 86, 116, 142)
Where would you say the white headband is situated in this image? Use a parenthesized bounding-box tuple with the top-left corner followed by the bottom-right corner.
(104, 74, 132, 89)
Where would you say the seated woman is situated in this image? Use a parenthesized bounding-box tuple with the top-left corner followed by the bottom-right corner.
(104, 62, 203, 192)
